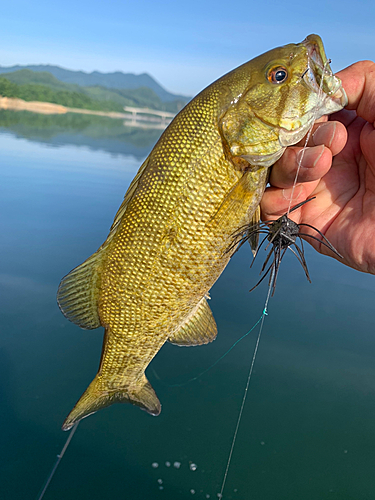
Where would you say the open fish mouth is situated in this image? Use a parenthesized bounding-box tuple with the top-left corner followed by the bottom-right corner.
(278, 35, 347, 149)
(302, 34, 348, 114)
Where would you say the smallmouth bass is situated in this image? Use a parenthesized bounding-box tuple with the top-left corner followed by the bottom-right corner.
(58, 35, 347, 430)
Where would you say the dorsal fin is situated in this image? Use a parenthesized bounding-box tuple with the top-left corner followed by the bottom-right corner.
(57, 249, 105, 330)
(57, 157, 151, 331)
(110, 156, 150, 233)
(168, 297, 217, 346)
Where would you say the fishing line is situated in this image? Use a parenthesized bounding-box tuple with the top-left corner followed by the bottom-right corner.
(36, 422, 79, 500)
(287, 60, 330, 216)
(152, 309, 268, 388)
(219, 60, 332, 498)
(218, 268, 274, 499)
(35, 59, 334, 500)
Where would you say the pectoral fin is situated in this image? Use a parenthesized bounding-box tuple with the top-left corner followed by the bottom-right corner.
(248, 205, 261, 256)
(209, 168, 268, 230)
(168, 297, 217, 346)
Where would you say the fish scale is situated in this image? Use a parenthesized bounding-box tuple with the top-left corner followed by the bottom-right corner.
(98, 108, 234, 373)
(58, 35, 347, 430)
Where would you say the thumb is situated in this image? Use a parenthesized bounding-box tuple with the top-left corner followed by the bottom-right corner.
(336, 61, 375, 125)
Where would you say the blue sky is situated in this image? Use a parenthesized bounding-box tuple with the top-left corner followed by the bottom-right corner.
(1, 0, 374, 96)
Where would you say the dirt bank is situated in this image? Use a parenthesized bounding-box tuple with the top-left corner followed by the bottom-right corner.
(0, 96, 170, 129)
(0, 96, 68, 115)
(0, 96, 128, 118)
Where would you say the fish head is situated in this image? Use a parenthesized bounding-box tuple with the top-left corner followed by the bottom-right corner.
(220, 34, 347, 168)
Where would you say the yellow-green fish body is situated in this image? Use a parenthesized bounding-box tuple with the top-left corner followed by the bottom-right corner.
(58, 35, 347, 430)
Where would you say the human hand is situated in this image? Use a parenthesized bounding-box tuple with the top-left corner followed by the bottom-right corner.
(261, 61, 375, 274)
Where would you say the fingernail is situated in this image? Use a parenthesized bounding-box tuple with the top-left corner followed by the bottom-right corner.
(313, 122, 336, 148)
(296, 145, 325, 169)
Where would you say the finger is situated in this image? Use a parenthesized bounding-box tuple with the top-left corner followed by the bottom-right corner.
(269, 121, 347, 189)
(362, 121, 375, 167)
(261, 180, 320, 221)
(311, 121, 347, 153)
(336, 61, 375, 124)
(269, 145, 332, 188)
(294, 121, 347, 151)
(328, 108, 357, 128)
(293, 116, 327, 147)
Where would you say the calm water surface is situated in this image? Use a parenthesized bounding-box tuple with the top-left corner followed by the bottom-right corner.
(1, 113, 375, 500)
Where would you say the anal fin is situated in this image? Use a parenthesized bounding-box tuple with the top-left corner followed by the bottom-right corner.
(168, 297, 217, 346)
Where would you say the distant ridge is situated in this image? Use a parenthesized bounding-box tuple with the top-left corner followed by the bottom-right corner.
(0, 64, 189, 103)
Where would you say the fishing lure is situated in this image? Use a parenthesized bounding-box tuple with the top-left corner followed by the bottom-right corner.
(228, 197, 342, 296)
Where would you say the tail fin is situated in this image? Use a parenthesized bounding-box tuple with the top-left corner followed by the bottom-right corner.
(62, 375, 161, 431)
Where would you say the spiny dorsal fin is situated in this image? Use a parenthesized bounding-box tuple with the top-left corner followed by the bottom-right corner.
(168, 297, 217, 346)
(110, 156, 150, 233)
(57, 250, 104, 330)
(57, 157, 151, 330)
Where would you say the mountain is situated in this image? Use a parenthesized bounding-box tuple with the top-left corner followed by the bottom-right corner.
(0, 64, 188, 103)
(0, 69, 82, 92)
(0, 72, 125, 113)
(0, 69, 187, 113)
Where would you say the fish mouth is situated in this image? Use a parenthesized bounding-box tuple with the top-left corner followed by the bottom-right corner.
(302, 34, 348, 113)
(278, 35, 348, 149)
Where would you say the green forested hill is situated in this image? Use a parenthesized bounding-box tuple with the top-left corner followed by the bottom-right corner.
(0, 64, 189, 102)
(0, 69, 187, 113)
(0, 69, 81, 91)
(0, 76, 124, 112)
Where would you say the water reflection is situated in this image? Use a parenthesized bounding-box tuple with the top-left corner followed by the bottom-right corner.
(1, 114, 375, 500)
(0, 110, 162, 160)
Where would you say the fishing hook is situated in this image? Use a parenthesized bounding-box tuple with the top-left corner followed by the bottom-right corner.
(228, 197, 342, 296)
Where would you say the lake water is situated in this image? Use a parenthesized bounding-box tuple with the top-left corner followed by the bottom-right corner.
(1, 111, 375, 500)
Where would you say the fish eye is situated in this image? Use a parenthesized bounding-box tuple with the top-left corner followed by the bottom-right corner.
(267, 66, 288, 84)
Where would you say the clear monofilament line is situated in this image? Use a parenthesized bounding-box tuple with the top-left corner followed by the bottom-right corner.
(219, 269, 274, 499)
(219, 60, 334, 499)
(36, 422, 79, 500)
(286, 60, 331, 216)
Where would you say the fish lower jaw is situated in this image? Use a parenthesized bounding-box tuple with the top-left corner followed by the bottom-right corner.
(278, 123, 312, 148)
(241, 148, 285, 168)
(322, 86, 348, 113)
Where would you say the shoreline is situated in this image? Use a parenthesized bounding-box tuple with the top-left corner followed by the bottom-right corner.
(0, 96, 171, 129)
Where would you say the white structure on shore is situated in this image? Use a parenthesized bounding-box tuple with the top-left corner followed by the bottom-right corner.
(123, 106, 175, 128)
